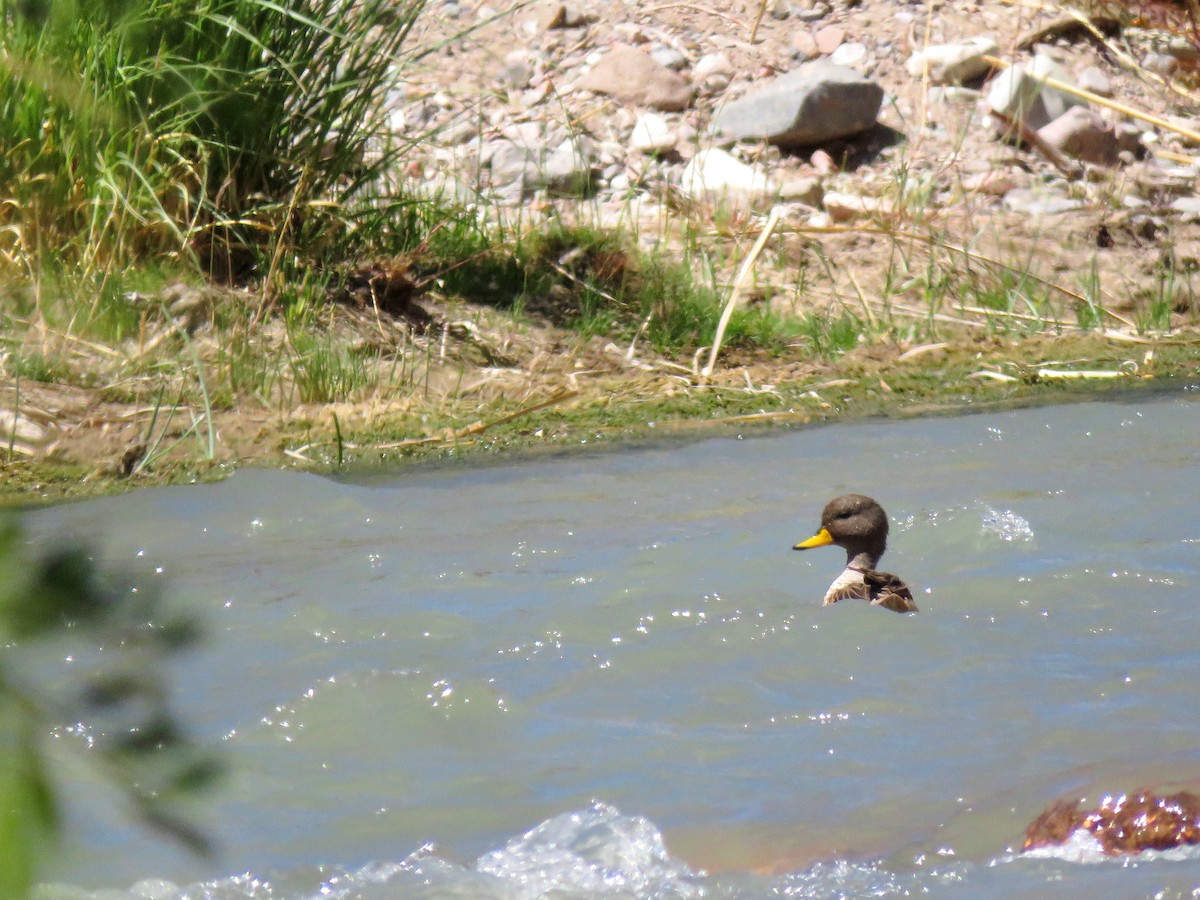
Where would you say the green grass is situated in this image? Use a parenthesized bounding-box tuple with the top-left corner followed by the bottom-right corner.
(287, 328, 382, 405)
(1, 0, 424, 282)
(790, 310, 866, 358)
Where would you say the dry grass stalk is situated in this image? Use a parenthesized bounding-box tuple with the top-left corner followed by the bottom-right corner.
(701, 205, 782, 381)
(884, 301, 986, 328)
(897, 341, 951, 361)
(784, 221, 1133, 328)
(971, 364, 1137, 381)
(989, 110, 1083, 178)
(750, 0, 770, 43)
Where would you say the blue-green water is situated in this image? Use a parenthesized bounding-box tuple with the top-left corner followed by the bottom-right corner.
(25, 391, 1200, 898)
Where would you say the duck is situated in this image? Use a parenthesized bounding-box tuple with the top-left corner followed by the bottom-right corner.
(793, 494, 918, 613)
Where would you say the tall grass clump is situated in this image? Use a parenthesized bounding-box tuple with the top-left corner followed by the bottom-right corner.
(0, 0, 422, 285)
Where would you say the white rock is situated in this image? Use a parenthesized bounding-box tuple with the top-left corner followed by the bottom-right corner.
(694, 52, 735, 91)
(631, 112, 677, 154)
(543, 137, 598, 195)
(1075, 65, 1112, 98)
(611, 22, 648, 43)
(1001, 187, 1083, 216)
(830, 42, 867, 67)
(489, 139, 543, 187)
(1170, 196, 1200, 221)
(986, 54, 1085, 131)
(597, 139, 625, 165)
(906, 36, 998, 85)
(679, 148, 778, 211)
(650, 46, 688, 71)
(779, 175, 824, 206)
(1142, 52, 1177, 78)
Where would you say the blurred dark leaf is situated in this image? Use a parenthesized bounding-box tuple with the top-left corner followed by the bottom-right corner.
(115, 715, 181, 754)
(167, 755, 223, 794)
(10, 545, 109, 636)
(81, 671, 149, 709)
(151, 615, 202, 651)
(135, 801, 214, 858)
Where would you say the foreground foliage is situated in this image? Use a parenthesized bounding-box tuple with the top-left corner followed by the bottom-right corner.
(0, 517, 216, 897)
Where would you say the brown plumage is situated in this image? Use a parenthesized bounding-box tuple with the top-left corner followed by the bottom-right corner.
(793, 494, 917, 614)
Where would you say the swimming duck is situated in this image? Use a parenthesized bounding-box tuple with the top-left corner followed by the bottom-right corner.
(793, 494, 918, 613)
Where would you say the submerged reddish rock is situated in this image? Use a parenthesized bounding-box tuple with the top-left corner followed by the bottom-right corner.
(1024, 789, 1200, 856)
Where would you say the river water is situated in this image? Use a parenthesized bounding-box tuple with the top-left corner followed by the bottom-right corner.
(24, 389, 1200, 899)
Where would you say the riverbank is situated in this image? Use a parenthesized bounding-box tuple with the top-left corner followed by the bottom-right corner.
(6, 0, 1200, 503)
(4, 314, 1196, 504)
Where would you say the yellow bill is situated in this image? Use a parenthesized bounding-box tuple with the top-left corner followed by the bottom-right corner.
(794, 527, 834, 550)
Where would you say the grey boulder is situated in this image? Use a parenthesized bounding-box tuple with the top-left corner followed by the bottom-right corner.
(710, 61, 883, 148)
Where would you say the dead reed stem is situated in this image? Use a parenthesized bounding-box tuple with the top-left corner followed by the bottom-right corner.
(701, 205, 782, 381)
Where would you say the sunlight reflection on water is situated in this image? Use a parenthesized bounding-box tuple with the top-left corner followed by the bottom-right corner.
(26, 390, 1200, 899)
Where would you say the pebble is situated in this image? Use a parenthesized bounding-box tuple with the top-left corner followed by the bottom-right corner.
(962, 169, 1023, 196)
(488, 140, 543, 187)
(538, 0, 594, 30)
(792, 31, 819, 60)
(794, 1, 831, 23)
(544, 137, 598, 196)
(1170, 196, 1200, 221)
(499, 55, 534, 89)
(1141, 52, 1178, 78)
(779, 175, 824, 206)
(611, 22, 647, 43)
(1167, 35, 1200, 67)
(814, 26, 844, 56)
(1001, 187, 1083, 216)
(906, 36, 998, 85)
(830, 42, 867, 67)
(986, 54, 1085, 131)
(577, 44, 694, 111)
(694, 52, 735, 92)
(810, 149, 837, 174)
(1037, 106, 1122, 167)
(823, 190, 888, 221)
(650, 46, 689, 71)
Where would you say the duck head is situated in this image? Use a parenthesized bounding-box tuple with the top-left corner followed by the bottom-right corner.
(794, 493, 890, 571)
